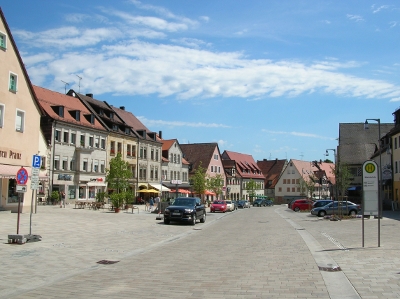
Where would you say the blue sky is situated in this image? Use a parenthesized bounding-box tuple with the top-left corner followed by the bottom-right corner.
(2, 1, 400, 162)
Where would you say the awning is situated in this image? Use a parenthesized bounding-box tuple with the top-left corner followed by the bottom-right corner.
(0, 164, 32, 178)
(149, 183, 171, 192)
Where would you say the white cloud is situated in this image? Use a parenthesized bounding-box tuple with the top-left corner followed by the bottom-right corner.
(346, 14, 364, 22)
(137, 117, 230, 128)
(390, 21, 397, 28)
(199, 16, 210, 23)
(12, 5, 400, 103)
(262, 130, 336, 140)
(389, 97, 400, 102)
(371, 5, 390, 14)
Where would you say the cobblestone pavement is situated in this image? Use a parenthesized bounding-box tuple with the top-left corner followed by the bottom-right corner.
(1, 204, 400, 298)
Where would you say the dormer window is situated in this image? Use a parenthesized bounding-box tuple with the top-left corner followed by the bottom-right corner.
(99, 109, 104, 116)
(109, 112, 114, 119)
(112, 124, 118, 131)
(125, 127, 130, 134)
(69, 110, 80, 121)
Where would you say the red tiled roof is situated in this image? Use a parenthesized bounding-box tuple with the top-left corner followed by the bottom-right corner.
(180, 143, 220, 174)
(291, 159, 335, 185)
(222, 150, 264, 179)
(33, 86, 106, 131)
(257, 159, 287, 188)
(161, 139, 175, 151)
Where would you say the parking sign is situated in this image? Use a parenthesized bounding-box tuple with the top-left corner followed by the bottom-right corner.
(32, 155, 41, 169)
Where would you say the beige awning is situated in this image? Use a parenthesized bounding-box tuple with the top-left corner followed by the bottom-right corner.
(149, 183, 171, 192)
(0, 164, 32, 178)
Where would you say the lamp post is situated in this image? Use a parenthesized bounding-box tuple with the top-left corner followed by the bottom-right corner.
(364, 118, 382, 247)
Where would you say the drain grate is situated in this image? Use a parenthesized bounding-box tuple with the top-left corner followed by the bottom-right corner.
(97, 260, 119, 265)
(318, 265, 342, 272)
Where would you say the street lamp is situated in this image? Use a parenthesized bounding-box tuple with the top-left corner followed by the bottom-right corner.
(325, 149, 338, 202)
(364, 118, 382, 247)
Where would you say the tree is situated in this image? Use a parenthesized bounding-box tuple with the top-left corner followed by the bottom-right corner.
(105, 153, 133, 208)
(191, 162, 207, 202)
(335, 161, 352, 201)
(245, 179, 258, 201)
(207, 174, 224, 200)
(305, 174, 317, 199)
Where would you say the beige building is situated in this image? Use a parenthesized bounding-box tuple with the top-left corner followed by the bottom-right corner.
(0, 9, 43, 212)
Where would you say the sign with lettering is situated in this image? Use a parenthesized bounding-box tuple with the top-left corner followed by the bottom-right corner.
(362, 160, 378, 216)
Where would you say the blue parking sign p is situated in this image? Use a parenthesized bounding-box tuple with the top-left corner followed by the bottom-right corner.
(32, 155, 41, 168)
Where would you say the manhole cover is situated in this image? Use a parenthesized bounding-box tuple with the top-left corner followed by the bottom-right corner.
(318, 265, 341, 272)
(97, 260, 119, 265)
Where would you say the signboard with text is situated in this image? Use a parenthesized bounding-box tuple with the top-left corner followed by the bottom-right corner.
(362, 160, 379, 216)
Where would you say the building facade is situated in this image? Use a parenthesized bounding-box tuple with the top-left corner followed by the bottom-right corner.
(0, 9, 43, 212)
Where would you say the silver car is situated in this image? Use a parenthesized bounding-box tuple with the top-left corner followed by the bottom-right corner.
(311, 201, 361, 217)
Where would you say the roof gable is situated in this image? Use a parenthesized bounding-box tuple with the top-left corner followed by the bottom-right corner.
(34, 86, 106, 130)
(180, 143, 220, 173)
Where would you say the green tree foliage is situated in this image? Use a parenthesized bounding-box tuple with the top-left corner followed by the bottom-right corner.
(207, 174, 224, 199)
(106, 153, 133, 207)
(106, 153, 132, 192)
(191, 162, 207, 201)
(245, 179, 258, 199)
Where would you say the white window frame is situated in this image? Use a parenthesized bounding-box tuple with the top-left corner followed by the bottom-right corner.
(9, 72, 18, 92)
(0, 31, 6, 49)
(55, 129, 61, 142)
(0, 104, 4, 128)
(15, 109, 25, 132)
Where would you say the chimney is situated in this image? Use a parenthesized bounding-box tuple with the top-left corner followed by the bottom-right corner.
(120, 106, 125, 110)
(86, 93, 93, 98)
(159, 131, 162, 139)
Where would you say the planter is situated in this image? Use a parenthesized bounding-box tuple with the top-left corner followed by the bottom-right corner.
(114, 208, 120, 213)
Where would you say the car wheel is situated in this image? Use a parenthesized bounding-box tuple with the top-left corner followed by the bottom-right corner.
(191, 214, 196, 225)
(164, 218, 170, 225)
(294, 207, 300, 212)
(349, 210, 357, 216)
(200, 213, 206, 223)
(318, 210, 326, 217)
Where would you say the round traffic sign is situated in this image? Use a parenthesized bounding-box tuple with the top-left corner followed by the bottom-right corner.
(16, 167, 28, 185)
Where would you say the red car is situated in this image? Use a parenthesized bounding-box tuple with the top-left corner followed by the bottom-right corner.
(291, 199, 314, 212)
(210, 200, 227, 213)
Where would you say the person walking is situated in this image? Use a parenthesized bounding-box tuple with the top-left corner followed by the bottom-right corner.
(149, 197, 154, 212)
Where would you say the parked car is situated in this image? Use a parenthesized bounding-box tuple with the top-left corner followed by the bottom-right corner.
(291, 199, 314, 212)
(264, 199, 274, 206)
(253, 198, 273, 207)
(232, 200, 238, 210)
(313, 199, 333, 208)
(311, 201, 361, 217)
(288, 199, 296, 209)
(225, 200, 235, 211)
(210, 200, 228, 213)
(238, 200, 251, 208)
(163, 197, 206, 225)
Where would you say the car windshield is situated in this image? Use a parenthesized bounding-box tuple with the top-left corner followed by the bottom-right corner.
(213, 201, 225, 204)
(173, 198, 195, 206)
(226, 201, 232, 204)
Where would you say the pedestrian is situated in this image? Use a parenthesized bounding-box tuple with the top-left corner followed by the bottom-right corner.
(145, 199, 149, 211)
(149, 197, 154, 212)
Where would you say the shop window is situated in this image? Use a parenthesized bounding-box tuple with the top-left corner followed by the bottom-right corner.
(7, 179, 24, 203)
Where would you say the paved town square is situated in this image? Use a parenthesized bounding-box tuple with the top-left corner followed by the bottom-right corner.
(1, 205, 400, 299)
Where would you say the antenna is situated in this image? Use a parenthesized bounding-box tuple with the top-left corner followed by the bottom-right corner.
(300, 152, 304, 160)
(61, 80, 69, 94)
(76, 74, 82, 93)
